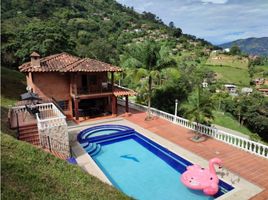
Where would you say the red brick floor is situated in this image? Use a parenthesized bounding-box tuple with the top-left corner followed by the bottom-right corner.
(120, 109, 268, 200)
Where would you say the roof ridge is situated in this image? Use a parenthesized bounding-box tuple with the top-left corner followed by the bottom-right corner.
(85, 57, 114, 66)
(62, 57, 85, 72)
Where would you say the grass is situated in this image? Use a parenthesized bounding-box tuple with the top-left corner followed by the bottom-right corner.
(1, 134, 131, 200)
(212, 111, 253, 136)
(1, 67, 27, 136)
(206, 65, 250, 86)
(206, 54, 249, 69)
(254, 64, 268, 79)
(0, 67, 131, 200)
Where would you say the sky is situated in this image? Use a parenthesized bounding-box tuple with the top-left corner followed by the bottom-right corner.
(116, 0, 268, 44)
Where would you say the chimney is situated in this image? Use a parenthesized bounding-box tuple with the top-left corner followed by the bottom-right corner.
(30, 52, 40, 68)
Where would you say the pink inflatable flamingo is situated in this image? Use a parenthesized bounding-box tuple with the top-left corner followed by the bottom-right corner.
(181, 158, 222, 196)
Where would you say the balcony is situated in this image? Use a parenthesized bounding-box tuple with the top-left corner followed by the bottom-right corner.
(72, 83, 113, 99)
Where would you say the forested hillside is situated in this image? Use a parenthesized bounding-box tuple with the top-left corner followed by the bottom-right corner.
(1, 0, 213, 68)
(1, 0, 267, 142)
(220, 37, 268, 56)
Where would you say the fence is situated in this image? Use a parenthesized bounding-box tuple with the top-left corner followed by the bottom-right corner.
(118, 99, 268, 159)
(40, 135, 70, 158)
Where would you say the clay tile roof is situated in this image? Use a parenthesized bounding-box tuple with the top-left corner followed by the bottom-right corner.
(30, 52, 40, 57)
(19, 52, 80, 72)
(19, 52, 122, 73)
(113, 85, 136, 97)
(64, 58, 122, 72)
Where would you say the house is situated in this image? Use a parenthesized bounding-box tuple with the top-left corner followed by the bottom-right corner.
(211, 50, 222, 55)
(19, 52, 136, 121)
(241, 87, 253, 94)
(257, 88, 268, 96)
(253, 78, 265, 86)
(224, 84, 237, 93)
(223, 48, 230, 53)
(202, 79, 208, 88)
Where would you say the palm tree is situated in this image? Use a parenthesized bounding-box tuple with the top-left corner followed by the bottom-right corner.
(121, 40, 176, 119)
(182, 86, 214, 140)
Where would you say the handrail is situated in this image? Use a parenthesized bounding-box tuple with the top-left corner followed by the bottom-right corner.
(11, 102, 69, 157)
(118, 99, 268, 159)
(51, 97, 66, 116)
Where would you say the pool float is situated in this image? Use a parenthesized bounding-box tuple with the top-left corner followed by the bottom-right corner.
(181, 157, 222, 196)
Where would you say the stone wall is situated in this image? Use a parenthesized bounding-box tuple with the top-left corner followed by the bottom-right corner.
(39, 120, 70, 157)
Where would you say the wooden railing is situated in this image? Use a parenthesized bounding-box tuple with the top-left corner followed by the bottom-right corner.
(118, 99, 268, 159)
(76, 83, 112, 95)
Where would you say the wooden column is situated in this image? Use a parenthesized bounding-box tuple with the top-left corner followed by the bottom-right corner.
(69, 98, 73, 118)
(74, 98, 79, 120)
(111, 72, 114, 91)
(111, 95, 117, 115)
(125, 95, 129, 113)
(73, 74, 78, 96)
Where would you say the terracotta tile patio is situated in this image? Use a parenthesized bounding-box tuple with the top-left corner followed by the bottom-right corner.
(119, 108, 268, 200)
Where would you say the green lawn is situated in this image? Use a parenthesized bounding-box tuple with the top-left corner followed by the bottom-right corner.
(206, 65, 250, 86)
(212, 111, 253, 136)
(1, 67, 131, 200)
(1, 134, 131, 200)
(206, 54, 249, 69)
(254, 64, 268, 79)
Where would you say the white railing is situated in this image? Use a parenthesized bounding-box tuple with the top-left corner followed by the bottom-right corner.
(118, 99, 268, 159)
(35, 103, 66, 130)
(11, 103, 66, 130)
(11, 102, 69, 156)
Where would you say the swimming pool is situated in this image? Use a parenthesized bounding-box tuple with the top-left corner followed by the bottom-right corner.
(78, 125, 234, 200)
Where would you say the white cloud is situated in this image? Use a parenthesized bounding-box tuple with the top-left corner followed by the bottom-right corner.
(116, 0, 268, 44)
(201, 0, 228, 4)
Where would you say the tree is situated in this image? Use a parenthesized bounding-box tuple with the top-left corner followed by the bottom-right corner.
(15, 20, 74, 63)
(181, 87, 214, 140)
(173, 28, 182, 38)
(230, 45, 241, 55)
(169, 21, 175, 28)
(121, 40, 176, 119)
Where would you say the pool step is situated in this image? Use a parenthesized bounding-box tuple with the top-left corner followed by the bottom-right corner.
(90, 144, 101, 156)
(81, 142, 90, 148)
(84, 142, 101, 156)
(78, 125, 135, 142)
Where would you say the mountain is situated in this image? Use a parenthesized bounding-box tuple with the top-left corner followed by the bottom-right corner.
(1, 0, 214, 68)
(219, 37, 268, 56)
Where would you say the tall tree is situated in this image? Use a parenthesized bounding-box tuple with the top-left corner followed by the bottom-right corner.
(181, 87, 214, 140)
(169, 21, 175, 28)
(121, 40, 176, 119)
(230, 45, 241, 55)
(15, 20, 74, 63)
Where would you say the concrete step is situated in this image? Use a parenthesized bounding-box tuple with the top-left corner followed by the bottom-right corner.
(19, 129, 38, 135)
(19, 133, 39, 140)
(20, 137, 40, 146)
(19, 125, 38, 131)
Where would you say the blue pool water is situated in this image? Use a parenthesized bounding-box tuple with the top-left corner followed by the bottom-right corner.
(78, 125, 233, 200)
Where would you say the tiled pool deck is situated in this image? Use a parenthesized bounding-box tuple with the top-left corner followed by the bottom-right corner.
(119, 110, 268, 200)
(70, 108, 268, 200)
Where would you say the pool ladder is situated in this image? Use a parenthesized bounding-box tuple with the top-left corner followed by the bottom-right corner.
(83, 142, 102, 156)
